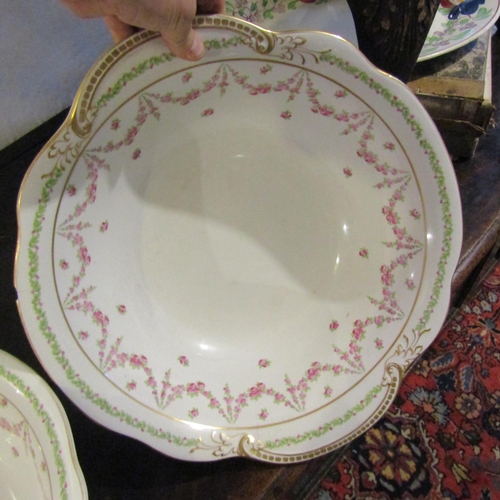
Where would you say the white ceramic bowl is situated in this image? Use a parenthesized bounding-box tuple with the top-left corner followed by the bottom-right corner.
(16, 16, 462, 462)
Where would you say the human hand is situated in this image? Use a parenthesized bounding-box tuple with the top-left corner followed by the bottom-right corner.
(59, 0, 225, 61)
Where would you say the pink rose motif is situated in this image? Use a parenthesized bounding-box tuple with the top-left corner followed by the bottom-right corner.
(125, 126, 139, 145)
(349, 342, 360, 353)
(186, 383, 200, 394)
(259, 409, 269, 420)
(397, 254, 408, 266)
(260, 64, 272, 74)
(258, 359, 270, 368)
(381, 267, 393, 286)
(363, 151, 377, 164)
(78, 246, 91, 265)
(93, 310, 109, 327)
(59, 259, 69, 270)
(117, 305, 127, 314)
(132, 148, 141, 160)
(384, 142, 396, 151)
(249, 383, 265, 399)
(410, 208, 421, 219)
(343, 167, 352, 178)
(180, 90, 200, 105)
(201, 108, 214, 117)
(335, 90, 346, 98)
(66, 184, 76, 197)
(77, 330, 89, 340)
(126, 381, 137, 391)
(130, 354, 147, 368)
(82, 300, 93, 313)
(182, 71, 192, 83)
(111, 118, 120, 130)
(236, 395, 248, 406)
(307, 366, 320, 380)
(406, 278, 415, 291)
(274, 393, 285, 403)
(255, 84, 272, 94)
(172, 385, 183, 396)
(188, 408, 199, 419)
(375, 338, 384, 350)
(393, 227, 405, 240)
(209, 398, 220, 408)
(324, 386, 333, 397)
(87, 183, 97, 203)
(178, 355, 189, 366)
(352, 319, 365, 340)
(280, 110, 292, 120)
(383, 207, 398, 225)
(376, 164, 388, 175)
(329, 320, 339, 331)
(146, 376, 157, 387)
(100, 221, 109, 232)
(318, 105, 334, 117)
(359, 248, 369, 259)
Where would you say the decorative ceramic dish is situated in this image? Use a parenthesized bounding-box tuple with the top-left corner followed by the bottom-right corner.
(0, 350, 87, 499)
(418, 0, 500, 61)
(16, 16, 462, 463)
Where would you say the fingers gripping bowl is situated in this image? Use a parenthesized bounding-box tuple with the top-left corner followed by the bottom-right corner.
(16, 16, 462, 462)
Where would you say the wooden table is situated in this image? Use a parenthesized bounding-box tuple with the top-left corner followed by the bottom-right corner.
(1, 24, 500, 500)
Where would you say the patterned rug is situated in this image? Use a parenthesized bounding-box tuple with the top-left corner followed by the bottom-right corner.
(308, 259, 500, 500)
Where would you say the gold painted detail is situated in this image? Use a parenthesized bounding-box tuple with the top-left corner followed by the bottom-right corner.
(249, 381, 400, 463)
(189, 377, 398, 463)
(269, 35, 331, 65)
(382, 328, 431, 386)
(189, 381, 400, 463)
(41, 126, 85, 180)
(191, 431, 265, 458)
(72, 30, 158, 137)
(194, 15, 275, 54)
(194, 16, 331, 65)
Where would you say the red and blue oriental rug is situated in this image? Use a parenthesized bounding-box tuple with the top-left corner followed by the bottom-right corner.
(308, 259, 500, 500)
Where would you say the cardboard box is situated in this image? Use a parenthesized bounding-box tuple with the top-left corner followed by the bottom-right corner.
(408, 31, 494, 160)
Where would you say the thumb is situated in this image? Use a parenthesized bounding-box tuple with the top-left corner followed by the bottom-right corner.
(161, 25, 205, 61)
